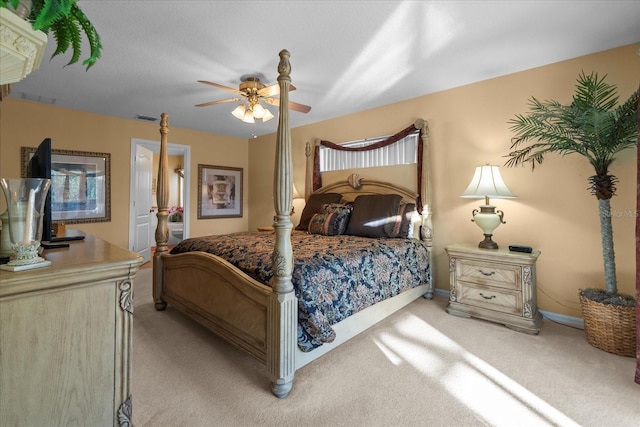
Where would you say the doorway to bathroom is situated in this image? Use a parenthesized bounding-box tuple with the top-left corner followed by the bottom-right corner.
(129, 138, 191, 263)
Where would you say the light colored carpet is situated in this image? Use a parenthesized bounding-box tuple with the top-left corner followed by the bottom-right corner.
(132, 268, 638, 426)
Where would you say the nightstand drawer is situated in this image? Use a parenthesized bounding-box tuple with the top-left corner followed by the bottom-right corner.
(456, 260, 520, 290)
(459, 283, 522, 315)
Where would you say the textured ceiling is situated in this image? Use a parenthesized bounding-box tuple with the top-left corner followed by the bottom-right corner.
(8, 1, 640, 139)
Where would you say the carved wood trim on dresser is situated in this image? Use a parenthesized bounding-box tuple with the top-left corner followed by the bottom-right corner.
(445, 243, 542, 334)
(0, 234, 142, 426)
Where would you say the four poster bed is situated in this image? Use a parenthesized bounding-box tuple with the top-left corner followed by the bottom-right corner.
(152, 50, 434, 398)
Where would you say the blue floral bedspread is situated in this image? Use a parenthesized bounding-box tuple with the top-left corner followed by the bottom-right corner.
(170, 231, 430, 351)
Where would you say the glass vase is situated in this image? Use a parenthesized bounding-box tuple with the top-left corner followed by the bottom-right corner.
(0, 178, 51, 270)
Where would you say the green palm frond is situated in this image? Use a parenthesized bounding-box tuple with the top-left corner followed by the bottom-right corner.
(506, 72, 638, 181)
(0, 1, 21, 10)
(50, 19, 71, 59)
(73, 3, 101, 69)
(30, 0, 74, 32)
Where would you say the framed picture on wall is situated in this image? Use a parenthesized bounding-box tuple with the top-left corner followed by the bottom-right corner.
(197, 164, 243, 219)
(21, 147, 111, 224)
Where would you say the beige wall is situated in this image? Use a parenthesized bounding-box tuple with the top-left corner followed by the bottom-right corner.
(0, 101, 248, 249)
(249, 44, 639, 318)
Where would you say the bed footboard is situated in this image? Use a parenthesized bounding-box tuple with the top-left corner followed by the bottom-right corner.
(158, 252, 272, 362)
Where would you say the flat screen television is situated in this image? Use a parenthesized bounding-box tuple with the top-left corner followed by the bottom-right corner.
(26, 138, 53, 242)
(26, 139, 85, 245)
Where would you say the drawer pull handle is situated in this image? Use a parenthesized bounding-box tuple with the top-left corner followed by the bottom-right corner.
(479, 293, 496, 300)
(479, 270, 495, 276)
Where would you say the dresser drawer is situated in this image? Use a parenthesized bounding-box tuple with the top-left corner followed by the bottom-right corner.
(458, 282, 522, 315)
(456, 259, 520, 290)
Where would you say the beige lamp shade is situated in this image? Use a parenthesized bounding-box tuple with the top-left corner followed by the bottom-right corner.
(461, 164, 515, 204)
(292, 183, 302, 200)
(461, 165, 516, 249)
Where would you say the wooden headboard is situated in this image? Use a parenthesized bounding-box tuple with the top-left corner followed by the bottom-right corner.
(315, 173, 418, 205)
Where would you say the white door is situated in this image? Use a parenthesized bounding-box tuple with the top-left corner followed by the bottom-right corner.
(133, 145, 153, 262)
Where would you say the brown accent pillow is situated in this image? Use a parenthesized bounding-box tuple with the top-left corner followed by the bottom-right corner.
(296, 193, 342, 231)
(322, 203, 353, 216)
(307, 211, 350, 236)
(344, 194, 402, 238)
(389, 202, 416, 238)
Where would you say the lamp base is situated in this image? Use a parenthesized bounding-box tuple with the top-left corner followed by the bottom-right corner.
(478, 234, 499, 249)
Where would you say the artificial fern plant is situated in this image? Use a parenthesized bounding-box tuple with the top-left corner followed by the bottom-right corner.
(0, 0, 102, 69)
(506, 71, 638, 304)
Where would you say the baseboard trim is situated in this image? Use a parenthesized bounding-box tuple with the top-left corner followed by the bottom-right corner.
(539, 310, 584, 330)
(434, 288, 449, 298)
(433, 289, 584, 330)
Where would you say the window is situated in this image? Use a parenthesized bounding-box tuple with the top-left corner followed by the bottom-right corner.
(319, 131, 419, 172)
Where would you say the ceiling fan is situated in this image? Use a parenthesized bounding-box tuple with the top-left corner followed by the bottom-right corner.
(195, 76, 311, 123)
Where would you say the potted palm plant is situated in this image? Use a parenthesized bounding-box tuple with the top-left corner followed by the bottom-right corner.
(506, 71, 638, 356)
(0, 0, 102, 69)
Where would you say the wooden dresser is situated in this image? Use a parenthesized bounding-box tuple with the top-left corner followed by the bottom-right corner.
(445, 243, 542, 334)
(0, 234, 142, 426)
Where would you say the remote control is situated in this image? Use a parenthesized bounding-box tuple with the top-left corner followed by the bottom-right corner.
(508, 244, 533, 253)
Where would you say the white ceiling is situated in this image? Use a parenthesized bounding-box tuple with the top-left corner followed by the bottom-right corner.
(9, 1, 640, 140)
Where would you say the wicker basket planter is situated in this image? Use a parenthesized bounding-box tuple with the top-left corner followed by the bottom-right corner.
(579, 293, 636, 357)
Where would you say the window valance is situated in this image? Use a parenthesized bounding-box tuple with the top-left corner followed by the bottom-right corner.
(313, 123, 426, 212)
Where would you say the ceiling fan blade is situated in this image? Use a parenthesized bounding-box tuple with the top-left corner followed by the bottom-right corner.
(264, 97, 311, 113)
(197, 80, 242, 94)
(258, 83, 297, 98)
(195, 97, 243, 107)
(289, 100, 311, 113)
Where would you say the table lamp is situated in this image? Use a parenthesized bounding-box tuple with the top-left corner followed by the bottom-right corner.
(461, 164, 515, 249)
(291, 184, 303, 215)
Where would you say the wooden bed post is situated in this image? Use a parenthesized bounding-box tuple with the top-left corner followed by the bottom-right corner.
(415, 118, 434, 298)
(304, 139, 318, 200)
(153, 113, 170, 310)
(268, 49, 297, 398)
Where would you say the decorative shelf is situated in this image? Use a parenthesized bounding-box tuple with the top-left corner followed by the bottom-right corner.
(0, 8, 47, 85)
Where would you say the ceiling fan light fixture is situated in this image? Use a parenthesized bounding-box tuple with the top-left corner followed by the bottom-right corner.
(261, 108, 274, 122)
(242, 107, 255, 123)
(231, 104, 245, 119)
(252, 102, 266, 119)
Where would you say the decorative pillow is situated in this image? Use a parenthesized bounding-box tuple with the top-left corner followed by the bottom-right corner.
(322, 203, 353, 216)
(344, 194, 402, 238)
(389, 202, 416, 238)
(407, 209, 421, 239)
(296, 193, 342, 231)
(307, 211, 350, 236)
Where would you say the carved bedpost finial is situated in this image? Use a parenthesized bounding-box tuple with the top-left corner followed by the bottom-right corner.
(160, 112, 169, 136)
(278, 49, 291, 83)
(304, 141, 315, 200)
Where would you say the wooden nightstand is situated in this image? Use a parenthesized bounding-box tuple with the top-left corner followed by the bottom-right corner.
(445, 243, 542, 334)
